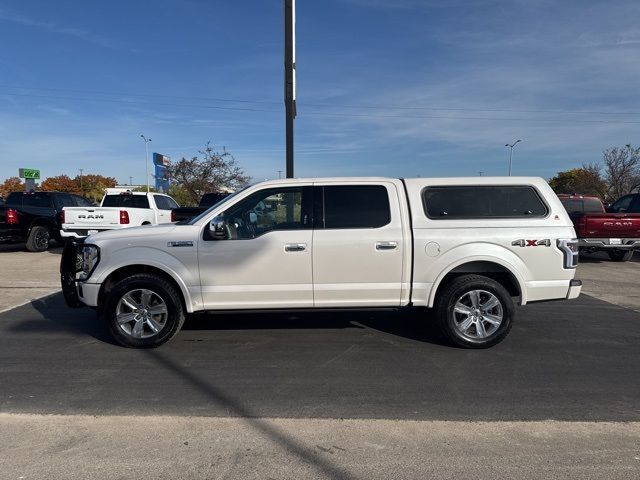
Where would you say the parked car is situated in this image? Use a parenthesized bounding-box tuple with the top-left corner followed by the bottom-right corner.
(61, 177, 581, 349)
(558, 193, 640, 261)
(0, 191, 93, 251)
(170, 192, 231, 222)
(60, 191, 179, 239)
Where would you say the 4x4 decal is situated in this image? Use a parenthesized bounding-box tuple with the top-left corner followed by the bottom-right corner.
(511, 239, 551, 247)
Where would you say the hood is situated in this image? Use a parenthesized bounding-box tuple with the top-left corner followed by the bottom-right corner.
(86, 224, 182, 243)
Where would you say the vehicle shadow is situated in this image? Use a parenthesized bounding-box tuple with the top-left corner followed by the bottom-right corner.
(24, 293, 116, 345)
(184, 308, 448, 347)
(20, 293, 448, 347)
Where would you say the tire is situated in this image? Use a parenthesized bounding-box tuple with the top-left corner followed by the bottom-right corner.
(607, 249, 634, 262)
(26, 225, 51, 252)
(434, 274, 514, 349)
(101, 274, 185, 348)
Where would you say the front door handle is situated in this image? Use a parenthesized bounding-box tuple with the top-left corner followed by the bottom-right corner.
(285, 243, 307, 252)
(376, 241, 398, 250)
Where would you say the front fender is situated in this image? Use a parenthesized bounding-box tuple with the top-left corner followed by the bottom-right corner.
(92, 246, 200, 313)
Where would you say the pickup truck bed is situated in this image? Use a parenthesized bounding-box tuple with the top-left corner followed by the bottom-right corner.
(171, 192, 230, 222)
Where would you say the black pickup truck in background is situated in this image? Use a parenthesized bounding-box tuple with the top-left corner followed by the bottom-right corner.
(0, 191, 93, 252)
(170, 192, 230, 222)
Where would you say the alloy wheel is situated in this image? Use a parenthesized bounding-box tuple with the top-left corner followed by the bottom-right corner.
(116, 288, 168, 339)
(452, 289, 503, 339)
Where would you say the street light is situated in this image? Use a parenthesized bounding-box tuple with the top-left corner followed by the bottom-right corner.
(140, 134, 152, 192)
(505, 139, 521, 176)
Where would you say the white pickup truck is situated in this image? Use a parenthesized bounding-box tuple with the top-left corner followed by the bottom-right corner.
(60, 191, 179, 239)
(61, 177, 581, 349)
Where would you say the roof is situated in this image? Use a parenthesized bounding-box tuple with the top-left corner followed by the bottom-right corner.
(254, 176, 548, 185)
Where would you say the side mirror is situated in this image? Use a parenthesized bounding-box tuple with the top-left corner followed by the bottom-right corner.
(209, 215, 228, 240)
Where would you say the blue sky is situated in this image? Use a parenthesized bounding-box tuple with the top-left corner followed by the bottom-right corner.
(1, 0, 640, 184)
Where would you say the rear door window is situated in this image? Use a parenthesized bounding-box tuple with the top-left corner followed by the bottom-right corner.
(609, 195, 634, 213)
(423, 185, 548, 219)
(22, 193, 52, 208)
(318, 185, 391, 229)
(154, 195, 178, 210)
(56, 194, 75, 208)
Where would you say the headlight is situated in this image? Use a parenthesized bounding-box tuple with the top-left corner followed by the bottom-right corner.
(79, 244, 100, 280)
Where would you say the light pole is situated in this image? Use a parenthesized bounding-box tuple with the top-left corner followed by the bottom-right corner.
(505, 139, 521, 176)
(284, 0, 296, 178)
(140, 134, 152, 192)
(79, 168, 84, 195)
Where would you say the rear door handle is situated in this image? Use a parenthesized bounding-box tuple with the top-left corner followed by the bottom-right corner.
(285, 243, 307, 252)
(376, 241, 398, 250)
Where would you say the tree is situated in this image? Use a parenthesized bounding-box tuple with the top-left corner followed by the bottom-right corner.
(602, 144, 640, 201)
(73, 174, 117, 203)
(167, 184, 194, 207)
(0, 177, 25, 199)
(40, 175, 80, 194)
(168, 143, 250, 205)
(548, 164, 607, 199)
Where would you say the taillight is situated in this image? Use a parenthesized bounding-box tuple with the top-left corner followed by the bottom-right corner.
(119, 210, 130, 224)
(6, 208, 18, 225)
(557, 238, 579, 269)
(59, 210, 65, 224)
(171, 210, 177, 222)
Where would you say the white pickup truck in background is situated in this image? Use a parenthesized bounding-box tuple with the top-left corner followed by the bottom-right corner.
(60, 191, 179, 239)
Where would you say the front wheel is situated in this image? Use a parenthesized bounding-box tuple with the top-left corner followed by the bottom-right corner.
(101, 274, 185, 348)
(435, 274, 514, 349)
(607, 249, 634, 262)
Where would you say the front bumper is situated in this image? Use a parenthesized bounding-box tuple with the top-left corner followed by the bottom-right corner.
(578, 238, 640, 250)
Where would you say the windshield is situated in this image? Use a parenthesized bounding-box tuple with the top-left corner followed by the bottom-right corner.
(187, 186, 250, 225)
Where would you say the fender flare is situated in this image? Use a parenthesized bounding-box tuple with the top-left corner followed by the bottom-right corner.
(427, 251, 529, 307)
(94, 249, 198, 313)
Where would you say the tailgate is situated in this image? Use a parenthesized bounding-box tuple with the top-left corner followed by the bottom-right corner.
(581, 214, 640, 237)
(62, 207, 122, 229)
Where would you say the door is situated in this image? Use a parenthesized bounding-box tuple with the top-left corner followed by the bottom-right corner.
(198, 186, 314, 309)
(153, 195, 178, 224)
(312, 183, 405, 307)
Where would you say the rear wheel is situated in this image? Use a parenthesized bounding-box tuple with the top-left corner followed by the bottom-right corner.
(101, 274, 185, 348)
(435, 274, 514, 349)
(607, 249, 634, 262)
(26, 225, 51, 252)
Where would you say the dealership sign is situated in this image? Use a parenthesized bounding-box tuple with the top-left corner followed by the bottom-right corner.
(19, 168, 40, 179)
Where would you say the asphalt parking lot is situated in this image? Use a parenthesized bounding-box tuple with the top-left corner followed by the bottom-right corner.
(1, 245, 639, 479)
